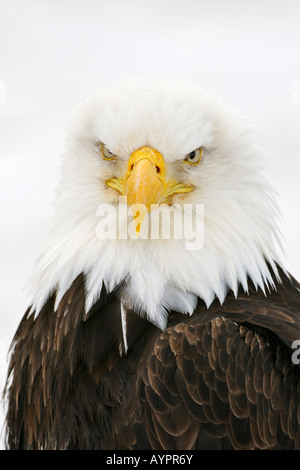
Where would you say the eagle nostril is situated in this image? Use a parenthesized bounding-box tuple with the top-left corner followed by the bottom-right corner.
(155, 166, 160, 174)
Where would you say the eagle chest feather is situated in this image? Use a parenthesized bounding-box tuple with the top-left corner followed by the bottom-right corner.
(5, 270, 300, 450)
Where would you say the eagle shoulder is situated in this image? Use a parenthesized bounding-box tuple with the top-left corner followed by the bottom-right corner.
(132, 269, 300, 450)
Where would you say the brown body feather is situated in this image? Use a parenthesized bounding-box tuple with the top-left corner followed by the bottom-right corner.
(4, 267, 300, 449)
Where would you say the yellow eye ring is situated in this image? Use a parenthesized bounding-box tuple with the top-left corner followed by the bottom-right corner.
(99, 142, 116, 161)
(183, 147, 202, 165)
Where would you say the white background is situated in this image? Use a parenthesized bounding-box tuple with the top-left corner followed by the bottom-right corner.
(0, 0, 300, 449)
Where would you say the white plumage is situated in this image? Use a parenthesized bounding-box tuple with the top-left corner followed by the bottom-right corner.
(28, 76, 282, 329)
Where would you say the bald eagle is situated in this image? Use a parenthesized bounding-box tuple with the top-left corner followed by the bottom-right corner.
(4, 77, 300, 450)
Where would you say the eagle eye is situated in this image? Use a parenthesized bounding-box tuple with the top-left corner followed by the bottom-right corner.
(184, 147, 202, 165)
(99, 142, 116, 161)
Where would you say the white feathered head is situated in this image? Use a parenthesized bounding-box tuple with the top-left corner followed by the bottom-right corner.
(29, 76, 282, 328)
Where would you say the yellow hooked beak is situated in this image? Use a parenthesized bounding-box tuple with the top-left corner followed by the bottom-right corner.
(106, 147, 193, 233)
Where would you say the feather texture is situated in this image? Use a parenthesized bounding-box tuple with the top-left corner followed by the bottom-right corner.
(26, 76, 283, 330)
(4, 267, 300, 450)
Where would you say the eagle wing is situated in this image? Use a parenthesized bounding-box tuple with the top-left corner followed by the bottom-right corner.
(131, 269, 300, 450)
(4, 268, 300, 450)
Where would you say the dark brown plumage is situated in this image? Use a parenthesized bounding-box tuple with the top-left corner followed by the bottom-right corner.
(4, 266, 300, 450)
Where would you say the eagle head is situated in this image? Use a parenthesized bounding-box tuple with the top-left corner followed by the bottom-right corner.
(29, 76, 282, 329)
